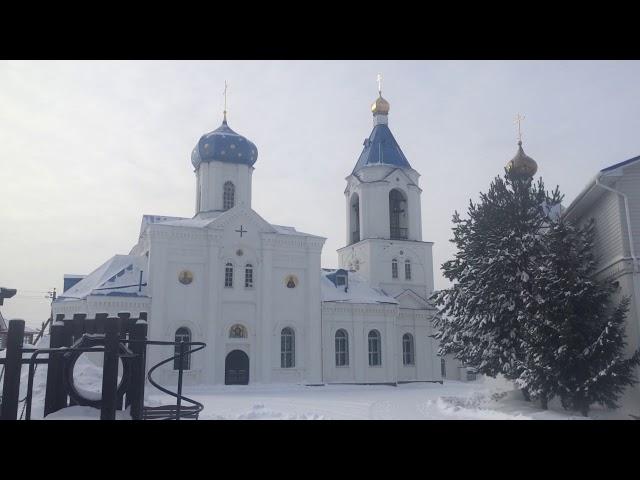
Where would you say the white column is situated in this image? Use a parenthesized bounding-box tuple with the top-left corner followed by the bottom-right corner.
(261, 243, 274, 383)
(205, 237, 220, 384)
(305, 246, 322, 383)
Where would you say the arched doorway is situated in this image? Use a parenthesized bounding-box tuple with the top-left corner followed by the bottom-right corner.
(225, 350, 249, 385)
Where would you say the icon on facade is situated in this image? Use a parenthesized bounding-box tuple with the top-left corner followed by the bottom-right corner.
(178, 270, 194, 285)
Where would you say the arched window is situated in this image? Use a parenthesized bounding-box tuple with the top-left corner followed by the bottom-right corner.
(335, 329, 349, 367)
(229, 324, 247, 338)
(223, 181, 235, 210)
(281, 327, 295, 368)
(389, 189, 408, 239)
(224, 262, 233, 288)
(392, 259, 398, 279)
(368, 330, 382, 366)
(402, 333, 415, 366)
(350, 193, 360, 244)
(405, 259, 412, 280)
(174, 327, 191, 370)
(245, 264, 254, 288)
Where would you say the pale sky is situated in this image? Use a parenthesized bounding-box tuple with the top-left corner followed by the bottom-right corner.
(2, 60, 640, 328)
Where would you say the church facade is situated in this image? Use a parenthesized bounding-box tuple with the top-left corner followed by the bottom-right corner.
(53, 92, 442, 386)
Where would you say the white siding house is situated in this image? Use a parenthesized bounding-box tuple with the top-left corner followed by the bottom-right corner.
(563, 155, 640, 406)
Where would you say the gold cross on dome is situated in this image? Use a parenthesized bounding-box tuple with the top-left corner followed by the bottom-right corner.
(223, 81, 229, 120)
(377, 73, 383, 96)
(514, 113, 525, 142)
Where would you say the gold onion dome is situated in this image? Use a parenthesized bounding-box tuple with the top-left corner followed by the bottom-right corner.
(506, 140, 538, 179)
(371, 95, 390, 115)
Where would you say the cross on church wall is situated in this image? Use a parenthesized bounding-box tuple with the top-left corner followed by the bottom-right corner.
(235, 225, 247, 237)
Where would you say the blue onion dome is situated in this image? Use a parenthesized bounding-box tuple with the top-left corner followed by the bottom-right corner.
(506, 140, 537, 179)
(191, 117, 258, 169)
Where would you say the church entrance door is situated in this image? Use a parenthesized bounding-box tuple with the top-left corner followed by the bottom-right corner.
(225, 350, 249, 385)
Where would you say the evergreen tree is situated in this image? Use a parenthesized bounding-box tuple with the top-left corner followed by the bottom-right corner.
(432, 172, 562, 396)
(527, 218, 640, 416)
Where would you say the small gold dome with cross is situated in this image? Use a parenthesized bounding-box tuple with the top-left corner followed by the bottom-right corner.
(506, 141, 538, 179)
(371, 95, 390, 115)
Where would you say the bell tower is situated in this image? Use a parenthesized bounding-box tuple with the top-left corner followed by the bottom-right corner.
(337, 83, 434, 299)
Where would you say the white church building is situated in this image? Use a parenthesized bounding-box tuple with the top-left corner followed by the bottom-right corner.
(53, 91, 443, 386)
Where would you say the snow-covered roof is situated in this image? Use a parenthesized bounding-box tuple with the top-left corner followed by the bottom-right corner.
(56, 254, 149, 302)
(321, 269, 397, 305)
(564, 153, 640, 220)
(139, 212, 320, 238)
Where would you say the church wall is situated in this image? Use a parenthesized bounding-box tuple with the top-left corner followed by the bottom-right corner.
(145, 229, 210, 386)
(396, 311, 441, 382)
(338, 239, 434, 299)
(370, 240, 434, 299)
(407, 184, 422, 242)
(197, 161, 253, 213)
(321, 303, 399, 384)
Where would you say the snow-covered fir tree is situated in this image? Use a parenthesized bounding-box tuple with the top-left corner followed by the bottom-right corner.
(434, 140, 640, 415)
(526, 218, 640, 416)
(432, 141, 561, 398)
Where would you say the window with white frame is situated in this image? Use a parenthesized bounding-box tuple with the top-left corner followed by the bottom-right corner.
(392, 259, 398, 279)
(224, 263, 233, 288)
(402, 333, 415, 366)
(174, 327, 191, 370)
(368, 330, 382, 366)
(223, 181, 235, 210)
(245, 264, 253, 288)
(281, 327, 295, 368)
(335, 329, 349, 367)
(405, 259, 412, 280)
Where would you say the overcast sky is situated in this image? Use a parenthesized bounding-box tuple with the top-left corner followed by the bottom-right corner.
(2, 60, 639, 327)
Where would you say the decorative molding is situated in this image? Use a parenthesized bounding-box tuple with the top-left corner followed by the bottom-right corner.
(321, 302, 398, 316)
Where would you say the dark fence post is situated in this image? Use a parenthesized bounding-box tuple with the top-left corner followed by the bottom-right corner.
(1, 320, 25, 420)
(176, 341, 185, 421)
(72, 313, 86, 342)
(84, 315, 96, 335)
(44, 318, 67, 417)
(61, 318, 76, 406)
(100, 317, 120, 420)
(127, 318, 148, 420)
(116, 313, 130, 411)
(94, 313, 108, 335)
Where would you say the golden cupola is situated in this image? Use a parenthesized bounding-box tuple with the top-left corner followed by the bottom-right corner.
(371, 95, 390, 115)
(506, 140, 538, 179)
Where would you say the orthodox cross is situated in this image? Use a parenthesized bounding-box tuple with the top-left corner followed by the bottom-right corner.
(223, 80, 229, 121)
(235, 225, 247, 237)
(377, 73, 383, 96)
(514, 113, 525, 143)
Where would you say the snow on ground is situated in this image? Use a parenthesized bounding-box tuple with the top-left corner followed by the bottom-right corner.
(7, 338, 634, 420)
(145, 377, 594, 420)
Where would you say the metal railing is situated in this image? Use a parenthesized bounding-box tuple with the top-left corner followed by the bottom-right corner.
(390, 227, 408, 240)
(2, 336, 206, 421)
(144, 340, 206, 420)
